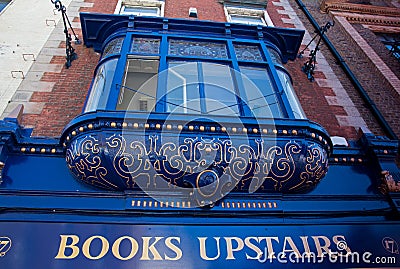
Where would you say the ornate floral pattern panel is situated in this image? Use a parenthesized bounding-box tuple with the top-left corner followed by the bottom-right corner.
(169, 40, 228, 59)
(131, 37, 160, 54)
(102, 37, 124, 59)
(267, 47, 283, 65)
(66, 130, 329, 199)
(234, 44, 263, 61)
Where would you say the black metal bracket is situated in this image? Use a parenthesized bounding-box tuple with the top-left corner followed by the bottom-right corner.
(298, 21, 334, 82)
(51, 0, 81, 68)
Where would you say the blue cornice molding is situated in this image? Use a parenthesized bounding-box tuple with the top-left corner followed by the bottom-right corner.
(80, 13, 304, 62)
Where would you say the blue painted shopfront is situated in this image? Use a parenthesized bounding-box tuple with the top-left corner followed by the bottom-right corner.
(0, 13, 399, 268)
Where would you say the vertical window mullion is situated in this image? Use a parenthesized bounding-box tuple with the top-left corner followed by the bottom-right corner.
(260, 42, 293, 118)
(227, 40, 249, 117)
(156, 35, 168, 112)
(198, 62, 207, 114)
(106, 33, 131, 110)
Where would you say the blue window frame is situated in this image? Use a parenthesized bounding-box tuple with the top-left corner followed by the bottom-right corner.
(166, 61, 240, 116)
(84, 32, 305, 119)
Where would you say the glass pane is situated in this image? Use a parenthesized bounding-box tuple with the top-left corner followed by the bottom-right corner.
(234, 44, 263, 62)
(166, 62, 201, 114)
(230, 15, 265, 25)
(169, 40, 228, 59)
(240, 66, 282, 118)
(202, 63, 239, 116)
(84, 59, 118, 112)
(131, 37, 160, 54)
(102, 37, 124, 59)
(277, 70, 306, 119)
(267, 47, 283, 65)
(121, 6, 159, 16)
(117, 58, 159, 111)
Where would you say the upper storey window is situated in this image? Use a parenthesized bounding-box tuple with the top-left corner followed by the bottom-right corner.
(79, 12, 306, 120)
(166, 62, 239, 116)
(85, 33, 305, 120)
(224, 5, 273, 26)
(115, 0, 165, 17)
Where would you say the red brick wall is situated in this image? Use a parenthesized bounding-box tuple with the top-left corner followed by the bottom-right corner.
(290, 0, 397, 139)
(164, 0, 226, 22)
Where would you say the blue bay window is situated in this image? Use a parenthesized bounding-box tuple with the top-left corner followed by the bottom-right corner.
(82, 16, 306, 120)
(70, 14, 332, 196)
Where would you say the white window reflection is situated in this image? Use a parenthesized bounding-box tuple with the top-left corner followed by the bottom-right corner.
(240, 66, 283, 118)
(85, 59, 118, 112)
(166, 62, 239, 116)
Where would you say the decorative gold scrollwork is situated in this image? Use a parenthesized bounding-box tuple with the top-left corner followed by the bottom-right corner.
(66, 133, 329, 194)
(66, 135, 117, 189)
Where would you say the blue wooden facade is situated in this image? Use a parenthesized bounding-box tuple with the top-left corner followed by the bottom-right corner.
(0, 13, 399, 268)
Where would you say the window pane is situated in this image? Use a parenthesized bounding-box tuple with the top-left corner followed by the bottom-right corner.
(267, 47, 283, 65)
(166, 62, 201, 114)
(277, 70, 306, 119)
(230, 15, 265, 25)
(202, 63, 239, 116)
(121, 6, 159, 16)
(166, 62, 239, 116)
(85, 59, 118, 112)
(240, 66, 282, 118)
(117, 58, 159, 111)
(102, 37, 124, 59)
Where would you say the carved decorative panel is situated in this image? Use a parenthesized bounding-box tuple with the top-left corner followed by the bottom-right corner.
(131, 37, 160, 54)
(102, 37, 124, 58)
(169, 40, 228, 59)
(267, 47, 283, 65)
(234, 44, 263, 61)
(65, 117, 330, 206)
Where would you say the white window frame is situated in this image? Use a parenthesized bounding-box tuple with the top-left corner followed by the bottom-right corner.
(224, 5, 274, 26)
(114, 0, 165, 17)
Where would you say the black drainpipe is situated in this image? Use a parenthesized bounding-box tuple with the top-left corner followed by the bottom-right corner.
(295, 0, 398, 140)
